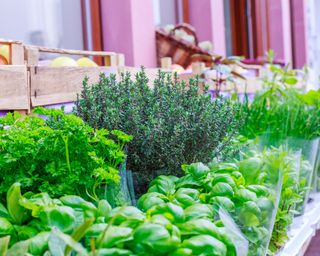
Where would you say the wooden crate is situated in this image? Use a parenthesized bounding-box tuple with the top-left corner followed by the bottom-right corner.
(26, 46, 124, 107)
(0, 39, 29, 111)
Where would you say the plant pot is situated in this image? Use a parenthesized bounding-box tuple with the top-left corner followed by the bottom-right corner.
(105, 160, 133, 208)
(286, 137, 320, 215)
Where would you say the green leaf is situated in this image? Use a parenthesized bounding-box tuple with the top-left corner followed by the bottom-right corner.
(238, 157, 262, 184)
(0, 217, 14, 236)
(13, 225, 38, 240)
(184, 204, 215, 221)
(284, 77, 298, 85)
(247, 185, 270, 197)
(7, 240, 30, 256)
(98, 200, 112, 219)
(211, 196, 235, 212)
(7, 183, 28, 225)
(132, 223, 180, 254)
(239, 202, 261, 227)
(107, 206, 145, 227)
(169, 248, 193, 256)
(0, 236, 10, 256)
(181, 235, 227, 256)
(211, 182, 234, 197)
(48, 228, 87, 256)
(175, 175, 202, 189)
(179, 219, 237, 256)
(235, 188, 257, 202)
(65, 218, 94, 255)
(0, 203, 9, 218)
(137, 192, 166, 211)
(148, 176, 177, 196)
(149, 202, 185, 223)
(98, 226, 133, 248)
(184, 163, 210, 179)
(212, 174, 236, 188)
(39, 206, 76, 233)
(60, 195, 97, 213)
(28, 232, 50, 256)
(174, 188, 199, 208)
(89, 248, 134, 256)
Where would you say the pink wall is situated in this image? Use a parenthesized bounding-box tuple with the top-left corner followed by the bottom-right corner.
(291, 0, 307, 68)
(267, 0, 285, 61)
(100, 0, 156, 67)
(188, 0, 226, 56)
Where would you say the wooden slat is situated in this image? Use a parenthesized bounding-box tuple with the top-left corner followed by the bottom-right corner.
(27, 45, 116, 57)
(0, 65, 29, 110)
(30, 66, 118, 106)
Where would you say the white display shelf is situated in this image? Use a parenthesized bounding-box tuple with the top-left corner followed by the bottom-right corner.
(278, 192, 320, 256)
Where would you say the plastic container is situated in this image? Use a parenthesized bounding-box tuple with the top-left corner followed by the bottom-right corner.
(105, 160, 133, 207)
(313, 139, 320, 191)
(241, 136, 301, 254)
(286, 137, 320, 215)
(214, 146, 284, 256)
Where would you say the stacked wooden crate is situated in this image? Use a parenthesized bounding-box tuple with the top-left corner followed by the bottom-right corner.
(0, 39, 29, 112)
(0, 40, 123, 112)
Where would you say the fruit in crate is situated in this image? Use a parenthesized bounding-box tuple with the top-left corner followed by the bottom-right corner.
(172, 64, 185, 74)
(50, 56, 78, 67)
(77, 57, 98, 67)
(0, 55, 7, 65)
(0, 45, 9, 64)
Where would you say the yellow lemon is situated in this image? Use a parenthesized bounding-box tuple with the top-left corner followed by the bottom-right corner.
(172, 64, 185, 74)
(50, 56, 78, 67)
(77, 57, 98, 67)
(0, 45, 10, 64)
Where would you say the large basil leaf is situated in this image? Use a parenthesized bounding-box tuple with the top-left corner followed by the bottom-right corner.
(7, 183, 29, 225)
(149, 203, 185, 223)
(235, 188, 257, 202)
(0, 203, 9, 218)
(60, 195, 97, 218)
(98, 226, 133, 248)
(98, 200, 112, 219)
(212, 174, 236, 188)
(148, 176, 177, 195)
(0, 217, 14, 236)
(107, 206, 145, 227)
(174, 188, 199, 208)
(239, 202, 261, 227)
(175, 175, 202, 189)
(210, 182, 234, 198)
(48, 228, 87, 256)
(0, 236, 10, 256)
(178, 219, 236, 256)
(132, 223, 180, 254)
(238, 157, 262, 184)
(211, 196, 235, 213)
(137, 192, 166, 211)
(39, 206, 76, 233)
(183, 163, 209, 179)
(184, 204, 215, 221)
(28, 232, 50, 256)
(90, 248, 134, 256)
(6, 240, 30, 256)
(181, 235, 227, 256)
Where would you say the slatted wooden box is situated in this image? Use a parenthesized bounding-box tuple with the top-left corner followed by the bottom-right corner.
(25, 46, 123, 108)
(0, 39, 29, 111)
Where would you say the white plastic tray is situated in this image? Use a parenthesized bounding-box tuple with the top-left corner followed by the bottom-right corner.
(278, 192, 320, 256)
